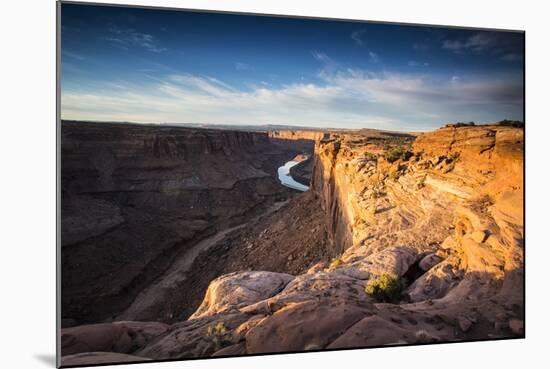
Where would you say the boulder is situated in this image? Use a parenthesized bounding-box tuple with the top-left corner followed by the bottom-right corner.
(137, 313, 248, 360)
(457, 316, 473, 332)
(61, 323, 133, 356)
(327, 316, 410, 348)
(212, 342, 247, 357)
(470, 230, 488, 243)
(362, 246, 418, 277)
(245, 300, 370, 354)
(419, 253, 444, 271)
(61, 352, 150, 366)
(190, 271, 294, 319)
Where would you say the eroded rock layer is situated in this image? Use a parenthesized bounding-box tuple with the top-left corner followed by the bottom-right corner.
(61, 121, 313, 325)
(61, 124, 524, 365)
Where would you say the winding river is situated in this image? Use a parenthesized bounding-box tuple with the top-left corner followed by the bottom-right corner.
(277, 161, 309, 192)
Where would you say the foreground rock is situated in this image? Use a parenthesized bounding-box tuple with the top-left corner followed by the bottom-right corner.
(190, 271, 294, 319)
(61, 352, 150, 366)
(61, 321, 170, 355)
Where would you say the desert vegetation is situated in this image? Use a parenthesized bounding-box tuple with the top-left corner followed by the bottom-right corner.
(365, 274, 403, 303)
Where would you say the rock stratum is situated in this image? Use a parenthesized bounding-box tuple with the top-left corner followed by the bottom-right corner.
(60, 122, 524, 366)
(61, 121, 315, 326)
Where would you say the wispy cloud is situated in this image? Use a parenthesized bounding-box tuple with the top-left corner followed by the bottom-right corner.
(442, 32, 496, 53)
(351, 30, 380, 64)
(62, 63, 523, 130)
(312, 51, 333, 64)
(369, 51, 380, 63)
(106, 26, 166, 52)
(312, 51, 339, 72)
(351, 29, 366, 46)
(408, 60, 429, 67)
(62, 50, 87, 61)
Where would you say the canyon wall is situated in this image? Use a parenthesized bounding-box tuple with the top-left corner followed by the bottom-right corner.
(60, 124, 524, 365)
(268, 129, 327, 141)
(61, 121, 312, 325)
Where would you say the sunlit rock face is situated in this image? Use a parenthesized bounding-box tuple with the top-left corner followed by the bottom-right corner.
(61, 124, 524, 361)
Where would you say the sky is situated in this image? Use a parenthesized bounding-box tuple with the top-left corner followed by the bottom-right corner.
(60, 3, 524, 131)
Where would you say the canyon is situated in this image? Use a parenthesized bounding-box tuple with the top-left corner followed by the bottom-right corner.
(60, 121, 524, 366)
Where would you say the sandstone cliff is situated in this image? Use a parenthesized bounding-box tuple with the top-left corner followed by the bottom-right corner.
(60, 124, 524, 365)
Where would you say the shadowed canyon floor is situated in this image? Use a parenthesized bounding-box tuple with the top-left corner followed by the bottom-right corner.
(60, 121, 524, 366)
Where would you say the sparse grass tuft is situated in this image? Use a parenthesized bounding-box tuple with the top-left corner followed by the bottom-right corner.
(497, 119, 524, 128)
(329, 256, 344, 269)
(446, 122, 475, 128)
(370, 189, 383, 199)
(385, 147, 413, 163)
(206, 321, 228, 351)
(443, 162, 455, 173)
(364, 152, 378, 161)
(365, 274, 403, 303)
(388, 170, 399, 182)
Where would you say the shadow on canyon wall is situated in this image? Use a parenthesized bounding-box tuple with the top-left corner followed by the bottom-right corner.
(61, 121, 323, 326)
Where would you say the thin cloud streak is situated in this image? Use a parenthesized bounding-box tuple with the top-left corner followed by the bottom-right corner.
(369, 51, 380, 63)
(106, 25, 167, 52)
(351, 29, 366, 46)
(62, 67, 523, 130)
(442, 32, 496, 53)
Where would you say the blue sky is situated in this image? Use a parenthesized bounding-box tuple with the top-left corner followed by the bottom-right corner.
(61, 3, 524, 131)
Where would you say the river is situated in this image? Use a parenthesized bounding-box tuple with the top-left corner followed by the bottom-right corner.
(277, 161, 309, 192)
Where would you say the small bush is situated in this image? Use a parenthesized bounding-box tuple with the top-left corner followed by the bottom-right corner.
(365, 274, 403, 303)
(329, 256, 344, 269)
(442, 162, 455, 173)
(446, 122, 475, 128)
(370, 189, 381, 199)
(385, 147, 413, 163)
(416, 175, 427, 189)
(364, 152, 378, 161)
(206, 321, 228, 350)
(498, 119, 524, 128)
(387, 170, 399, 182)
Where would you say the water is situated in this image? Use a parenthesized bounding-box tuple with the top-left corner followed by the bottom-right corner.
(277, 161, 309, 192)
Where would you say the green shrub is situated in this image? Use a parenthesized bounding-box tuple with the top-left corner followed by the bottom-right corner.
(385, 147, 413, 163)
(365, 152, 378, 161)
(446, 122, 475, 128)
(206, 321, 228, 350)
(498, 119, 524, 128)
(365, 274, 403, 302)
(329, 256, 343, 269)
